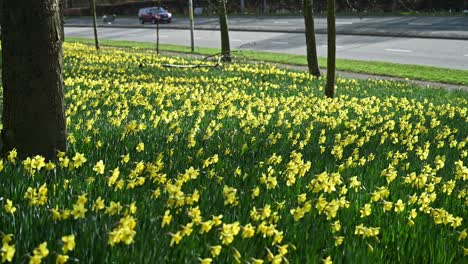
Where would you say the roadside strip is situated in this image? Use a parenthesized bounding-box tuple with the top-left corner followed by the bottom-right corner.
(65, 37, 468, 88)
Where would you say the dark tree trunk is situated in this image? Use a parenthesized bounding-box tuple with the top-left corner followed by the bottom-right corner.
(189, 0, 195, 52)
(155, 0, 161, 54)
(156, 17, 160, 54)
(325, 0, 336, 99)
(219, 0, 231, 62)
(59, 0, 65, 41)
(392, 0, 398, 12)
(303, 0, 320, 77)
(1, 0, 67, 159)
(90, 0, 100, 50)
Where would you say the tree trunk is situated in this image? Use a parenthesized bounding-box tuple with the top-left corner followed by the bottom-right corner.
(1, 0, 67, 159)
(219, 0, 231, 62)
(156, 13, 160, 54)
(189, 0, 195, 52)
(91, 0, 100, 50)
(303, 0, 320, 77)
(240, 0, 245, 13)
(392, 0, 398, 12)
(325, 0, 335, 99)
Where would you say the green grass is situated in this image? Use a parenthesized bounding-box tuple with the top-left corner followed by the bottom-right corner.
(65, 37, 468, 86)
(0, 43, 467, 263)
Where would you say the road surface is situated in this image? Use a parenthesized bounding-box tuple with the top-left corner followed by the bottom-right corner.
(65, 27, 468, 70)
(65, 15, 468, 39)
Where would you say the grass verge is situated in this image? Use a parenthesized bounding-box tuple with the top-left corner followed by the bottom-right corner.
(65, 37, 468, 86)
(1, 43, 467, 263)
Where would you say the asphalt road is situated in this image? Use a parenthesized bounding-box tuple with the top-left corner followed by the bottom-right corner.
(65, 27, 468, 70)
(66, 15, 468, 39)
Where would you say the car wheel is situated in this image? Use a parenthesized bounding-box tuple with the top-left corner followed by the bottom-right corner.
(139, 18, 144, 24)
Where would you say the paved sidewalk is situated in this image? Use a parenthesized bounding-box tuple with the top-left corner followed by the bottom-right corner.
(65, 15, 468, 40)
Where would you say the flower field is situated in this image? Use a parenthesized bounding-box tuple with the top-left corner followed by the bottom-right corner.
(1, 43, 467, 263)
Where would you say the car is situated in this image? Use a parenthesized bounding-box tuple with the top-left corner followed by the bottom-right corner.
(138, 7, 172, 24)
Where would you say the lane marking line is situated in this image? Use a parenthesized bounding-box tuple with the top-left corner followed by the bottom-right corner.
(232, 39, 243, 42)
(408, 22, 432, 26)
(385, 48, 413, 53)
(320, 45, 345, 48)
(272, 41, 289, 45)
(464, 54, 468, 57)
(337, 21, 353, 25)
(274, 21, 289, 24)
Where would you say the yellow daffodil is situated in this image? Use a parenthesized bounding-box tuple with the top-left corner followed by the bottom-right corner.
(210, 245, 222, 257)
(61, 234, 76, 253)
(55, 254, 69, 264)
(93, 160, 105, 175)
(4, 199, 16, 214)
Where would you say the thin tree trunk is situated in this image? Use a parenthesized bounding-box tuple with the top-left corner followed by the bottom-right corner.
(156, 0, 162, 54)
(325, 0, 335, 99)
(219, 0, 231, 62)
(240, 0, 245, 13)
(392, 0, 398, 12)
(91, 0, 100, 50)
(303, 0, 320, 77)
(1, 0, 67, 159)
(156, 14, 160, 54)
(189, 0, 195, 52)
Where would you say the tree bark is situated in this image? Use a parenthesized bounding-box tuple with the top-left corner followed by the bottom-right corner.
(156, 11, 160, 54)
(219, 0, 231, 62)
(1, 0, 67, 159)
(189, 0, 195, 52)
(303, 0, 320, 77)
(392, 0, 398, 12)
(90, 0, 99, 50)
(325, 0, 336, 99)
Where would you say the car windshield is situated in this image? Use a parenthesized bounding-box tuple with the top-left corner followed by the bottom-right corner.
(151, 7, 166, 14)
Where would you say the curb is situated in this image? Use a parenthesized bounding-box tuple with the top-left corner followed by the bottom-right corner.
(64, 24, 468, 40)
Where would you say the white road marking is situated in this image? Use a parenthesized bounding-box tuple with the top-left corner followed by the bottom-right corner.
(274, 21, 289, 24)
(320, 45, 345, 48)
(385, 48, 413, 53)
(272, 41, 289, 45)
(159, 35, 168, 38)
(464, 54, 468, 57)
(336, 21, 353, 25)
(232, 39, 243, 42)
(408, 22, 432, 26)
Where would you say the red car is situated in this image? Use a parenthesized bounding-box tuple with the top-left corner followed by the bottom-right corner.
(138, 7, 172, 24)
